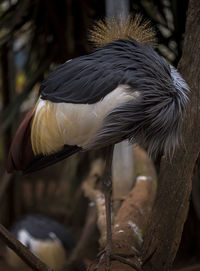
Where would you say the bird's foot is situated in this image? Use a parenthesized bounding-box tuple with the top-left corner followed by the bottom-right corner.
(88, 249, 142, 271)
(110, 253, 142, 271)
(94, 244, 111, 271)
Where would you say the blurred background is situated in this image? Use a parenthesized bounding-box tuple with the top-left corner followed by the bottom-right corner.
(1, 0, 199, 271)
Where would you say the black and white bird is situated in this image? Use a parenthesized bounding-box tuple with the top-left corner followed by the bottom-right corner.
(6, 215, 78, 271)
(7, 15, 189, 266)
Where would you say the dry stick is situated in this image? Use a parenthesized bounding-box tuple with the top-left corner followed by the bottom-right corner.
(0, 224, 53, 271)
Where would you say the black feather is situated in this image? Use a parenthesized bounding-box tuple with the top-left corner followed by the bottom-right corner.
(80, 39, 189, 156)
(40, 39, 147, 104)
(40, 38, 189, 156)
(11, 215, 75, 251)
(24, 145, 81, 174)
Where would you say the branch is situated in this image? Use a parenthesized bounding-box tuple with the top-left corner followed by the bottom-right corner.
(64, 159, 103, 269)
(0, 224, 53, 271)
(94, 147, 157, 271)
(141, 0, 200, 269)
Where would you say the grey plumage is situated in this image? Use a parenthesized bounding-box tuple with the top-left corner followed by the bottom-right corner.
(87, 39, 189, 157)
(39, 38, 190, 157)
(8, 36, 189, 174)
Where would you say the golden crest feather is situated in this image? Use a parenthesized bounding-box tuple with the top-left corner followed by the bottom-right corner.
(89, 14, 156, 48)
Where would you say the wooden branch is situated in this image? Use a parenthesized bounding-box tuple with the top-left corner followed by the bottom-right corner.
(0, 224, 53, 271)
(93, 147, 157, 271)
(62, 159, 103, 269)
(141, 0, 200, 270)
(0, 1, 30, 47)
(81, 158, 106, 246)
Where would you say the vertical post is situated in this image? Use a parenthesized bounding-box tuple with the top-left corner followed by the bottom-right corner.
(105, 0, 134, 207)
(105, 0, 129, 19)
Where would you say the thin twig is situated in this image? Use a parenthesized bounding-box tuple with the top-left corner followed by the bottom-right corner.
(87, 252, 142, 271)
(141, 246, 157, 267)
(93, 253, 105, 271)
(0, 224, 53, 271)
(111, 254, 142, 271)
(113, 253, 136, 258)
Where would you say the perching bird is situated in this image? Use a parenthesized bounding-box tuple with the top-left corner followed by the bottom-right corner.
(6, 214, 84, 271)
(7, 15, 189, 267)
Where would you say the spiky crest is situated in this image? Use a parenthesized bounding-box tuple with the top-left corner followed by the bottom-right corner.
(89, 14, 156, 48)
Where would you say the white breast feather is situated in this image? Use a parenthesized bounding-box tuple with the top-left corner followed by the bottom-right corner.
(32, 84, 139, 155)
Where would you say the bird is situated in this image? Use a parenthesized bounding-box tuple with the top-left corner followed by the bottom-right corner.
(6, 214, 84, 271)
(7, 15, 189, 268)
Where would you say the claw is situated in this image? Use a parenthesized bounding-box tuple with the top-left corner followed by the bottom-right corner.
(110, 254, 142, 271)
(87, 250, 142, 271)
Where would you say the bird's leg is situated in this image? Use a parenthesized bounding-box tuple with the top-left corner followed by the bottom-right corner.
(89, 145, 142, 271)
(101, 145, 114, 270)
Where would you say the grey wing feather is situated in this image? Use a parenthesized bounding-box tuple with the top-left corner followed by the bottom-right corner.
(40, 55, 122, 104)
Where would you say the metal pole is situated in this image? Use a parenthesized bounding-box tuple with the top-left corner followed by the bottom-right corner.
(105, 0, 129, 19)
(105, 0, 135, 201)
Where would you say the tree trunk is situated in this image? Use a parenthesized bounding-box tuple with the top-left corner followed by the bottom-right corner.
(141, 0, 200, 270)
